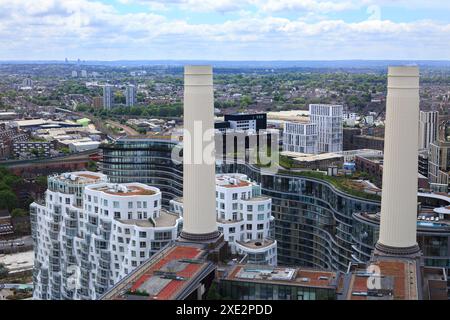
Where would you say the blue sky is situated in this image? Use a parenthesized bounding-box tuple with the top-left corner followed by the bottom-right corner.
(0, 0, 449, 60)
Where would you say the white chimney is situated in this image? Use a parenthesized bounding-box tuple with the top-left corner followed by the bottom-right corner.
(375, 66, 421, 256)
(180, 65, 220, 241)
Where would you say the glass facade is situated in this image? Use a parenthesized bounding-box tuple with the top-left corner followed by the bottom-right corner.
(219, 280, 335, 300)
(100, 138, 450, 275)
(100, 138, 183, 208)
(219, 162, 380, 271)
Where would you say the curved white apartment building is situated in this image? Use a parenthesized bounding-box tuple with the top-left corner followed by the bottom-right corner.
(170, 173, 277, 266)
(30, 171, 181, 300)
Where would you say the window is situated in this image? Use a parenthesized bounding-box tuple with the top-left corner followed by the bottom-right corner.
(155, 231, 172, 241)
(140, 242, 146, 248)
(247, 214, 253, 221)
(140, 251, 145, 258)
(114, 212, 121, 219)
(232, 203, 238, 210)
(229, 227, 235, 234)
(247, 205, 253, 212)
(128, 212, 132, 219)
(128, 202, 133, 209)
(246, 224, 252, 230)
(257, 214, 265, 221)
(113, 201, 120, 208)
(232, 193, 238, 200)
(143, 202, 147, 209)
(154, 200, 158, 207)
(258, 205, 265, 211)
(139, 231, 147, 238)
(257, 224, 264, 230)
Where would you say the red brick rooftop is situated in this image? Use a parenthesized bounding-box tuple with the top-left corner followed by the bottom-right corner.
(103, 244, 211, 300)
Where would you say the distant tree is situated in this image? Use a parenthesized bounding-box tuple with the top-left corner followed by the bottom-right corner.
(0, 189, 17, 211)
(240, 95, 253, 108)
(11, 208, 28, 217)
(35, 176, 48, 188)
(86, 160, 97, 172)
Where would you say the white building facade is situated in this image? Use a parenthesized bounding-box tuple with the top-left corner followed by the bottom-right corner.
(309, 104, 343, 153)
(30, 171, 181, 300)
(419, 110, 438, 150)
(170, 173, 277, 266)
(283, 121, 318, 154)
(125, 84, 136, 107)
(103, 85, 113, 110)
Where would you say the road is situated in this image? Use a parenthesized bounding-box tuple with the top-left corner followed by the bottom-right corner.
(0, 284, 33, 290)
(0, 236, 33, 251)
(105, 120, 139, 136)
(56, 107, 139, 138)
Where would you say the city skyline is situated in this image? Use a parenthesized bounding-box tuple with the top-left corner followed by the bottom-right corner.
(1, 1, 450, 61)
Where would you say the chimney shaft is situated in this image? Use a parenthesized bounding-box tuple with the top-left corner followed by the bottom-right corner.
(180, 66, 219, 241)
(376, 66, 421, 256)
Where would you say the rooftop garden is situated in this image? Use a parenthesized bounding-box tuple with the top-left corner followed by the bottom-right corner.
(279, 169, 381, 202)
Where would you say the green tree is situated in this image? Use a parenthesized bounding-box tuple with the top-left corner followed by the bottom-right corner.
(11, 208, 28, 217)
(0, 189, 17, 211)
(35, 176, 47, 188)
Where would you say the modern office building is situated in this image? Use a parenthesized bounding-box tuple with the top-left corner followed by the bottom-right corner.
(103, 84, 113, 110)
(428, 139, 450, 192)
(22, 78, 33, 87)
(222, 113, 267, 132)
(30, 171, 181, 300)
(309, 104, 343, 153)
(419, 111, 439, 150)
(283, 121, 318, 154)
(125, 84, 136, 107)
(219, 264, 339, 300)
(170, 173, 277, 265)
(99, 136, 182, 208)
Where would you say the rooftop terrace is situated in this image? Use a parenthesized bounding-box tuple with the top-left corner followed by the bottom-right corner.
(225, 264, 339, 289)
(117, 210, 179, 228)
(90, 184, 157, 196)
(101, 243, 214, 300)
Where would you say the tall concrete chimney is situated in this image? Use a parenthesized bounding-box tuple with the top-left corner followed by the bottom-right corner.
(375, 66, 421, 256)
(180, 66, 220, 241)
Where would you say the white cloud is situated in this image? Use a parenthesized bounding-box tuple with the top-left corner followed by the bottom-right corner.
(0, 0, 449, 60)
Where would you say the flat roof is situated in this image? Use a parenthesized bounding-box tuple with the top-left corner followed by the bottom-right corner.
(281, 151, 343, 162)
(347, 257, 419, 300)
(236, 239, 275, 249)
(226, 264, 338, 289)
(91, 184, 156, 196)
(102, 244, 212, 300)
(55, 172, 105, 184)
(118, 210, 179, 228)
